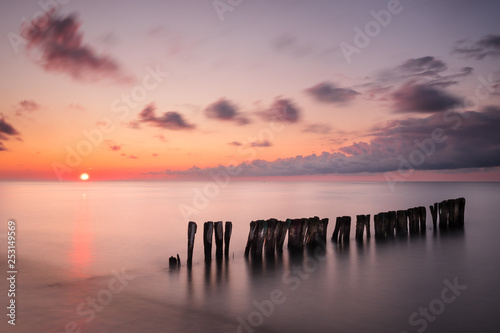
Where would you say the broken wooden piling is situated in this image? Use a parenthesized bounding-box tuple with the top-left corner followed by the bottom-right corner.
(288, 218, 307, 251)
(251, 220, 267, 258)
(204, 221, 213, 263)
(224, 221, 232, 259)
(419, 206, 426, 233)
(264, 219, 277, 257)
(214, 221, 224, 260)
(187, 221, 197, 265)
(433, 198, 465, 230)
(355, 215, 370, 241)
(275, 220, 289, 252)
(396, 210, 407, 236)
(244, 221, 257, 257)
(429, 203, 438, 229)
(332, 216, 350, 244)
(169, 254, 180, 269)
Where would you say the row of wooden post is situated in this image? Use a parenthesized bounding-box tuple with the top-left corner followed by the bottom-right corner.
(429, 198, 465, 230)
(181, 198, 465, 265)
(244, 217, 328, 259)
(186, 221, 233, 266)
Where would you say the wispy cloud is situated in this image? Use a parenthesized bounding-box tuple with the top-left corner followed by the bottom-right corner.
(15, 100, 40, 116)
(0, 117, 21, 151)
(250, 140, 272, 147)
(303, 123, 332, 134)
(453, 35, 500, 60)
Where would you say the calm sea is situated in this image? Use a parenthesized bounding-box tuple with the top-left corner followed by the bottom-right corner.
(0, 181, 499, 332)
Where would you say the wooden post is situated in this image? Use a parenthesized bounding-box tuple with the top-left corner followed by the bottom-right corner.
(366, 214, 371, 238)
(305, 216, 320, 247)
(177, 254, 181, 267)
(419, 206, 426, 233)
(457, 197, 466, 227)
(224, 221, 232, 259)
(244, 221, 257, 257)
(203, 222, 213, 263)
(169, 256, 178, 269)
(387, 211, 396, 237)
(439, 201, 449, 230)
(251, 220, 267, 258)
(265, 219, 277, 257)
(396, 210, 407, 236)
(187, 221, 197, 266)
(289, 218, 307, 251)
(275, 220, 289, 252)
(332, 217, 342, 243)
(319, 218, 329, 244)
(340, 216, 351, 244)
(355, 215, 365, 241)
(429, 203, 438, 230)
(374, 213, 384, 239)
(214, 221, 224, 260)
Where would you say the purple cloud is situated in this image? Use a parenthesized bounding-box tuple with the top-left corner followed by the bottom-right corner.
(135, 103, 195, 130)
(306, 82, 359, 104)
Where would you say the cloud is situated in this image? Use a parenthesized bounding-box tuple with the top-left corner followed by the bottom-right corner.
(303, 123, 332, 134)
(392, 81, 462, 113)
(135, 103, 195, 130)
(16, 100, 40, 115)
(0, 118, 21, 151)
(272, 33, 314, 58)
(398, 56, 447, 77)
(250, 140, 272, 147)
(121, 153, 138, 159)
(453, 35, 500, 60)
(257, 98, 301, 123)
(21, 11, 131, 83)
(205, 99, 250, 125)
(160, 107, 500, 176)
(153, 134, 167, 142)
(305, 82, 359, 104)
(228, 141, 242, 146)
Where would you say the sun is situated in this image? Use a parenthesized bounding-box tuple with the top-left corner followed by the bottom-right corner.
(80, 173, 89, 181)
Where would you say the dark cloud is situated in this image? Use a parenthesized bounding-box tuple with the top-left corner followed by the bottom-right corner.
(257, 98, 300, 123)
(205, 99, 250, 125)
(0, 118, 21, 151)
(250, 140, 272, 147)
(228, 141, 242, 146)
(136, 103, 195, 130)
(305, 82, 359, 104)
(303, 123, 332, 134)
(392, 81, 462, 113)
(22, 12, 130, 82)
(159, 107, 500, 177)
(453, 35, 500, 60)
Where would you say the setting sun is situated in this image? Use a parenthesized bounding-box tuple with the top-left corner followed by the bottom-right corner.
(80, 173, 89, 181)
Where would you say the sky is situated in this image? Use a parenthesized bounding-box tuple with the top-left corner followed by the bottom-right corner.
(0, 0, 499, 181)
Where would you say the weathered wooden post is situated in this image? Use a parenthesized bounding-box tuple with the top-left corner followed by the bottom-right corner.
(374, 213, 383, 239)
(251, 220, 267, 258)
(204, 221, 213, 263)
(244, 221, 257, 257)
(169, 256, 177, 269)
(408, 208, 419, 234)
(332, 216, 342, 243)
(439, 200, 449, 230)
(366, 214, 371, 238)
(457, 197, 466, 227)
(319, 218, 329, 244)
(355, 215, 365, 241)
(265, 219, 277, 257)
(224, 221, 232, 259)
(419, 206, 426, 233)
(396, 210, 407, 236)
(275, 220, 289, 252)
(289, 219, 306, 251)
(429, 203, 438, 230)
(214, 221, 224, 261)
(339, 216, 351, 244)
(387, 211, 396, 237)
(187, 221, 197, 266)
